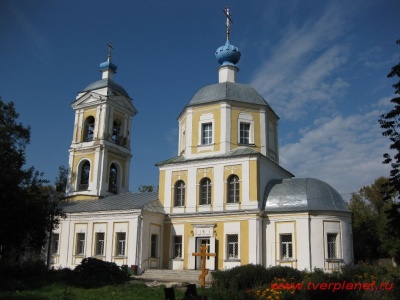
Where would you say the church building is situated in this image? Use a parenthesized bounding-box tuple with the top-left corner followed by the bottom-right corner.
(51, 11, 353, 273)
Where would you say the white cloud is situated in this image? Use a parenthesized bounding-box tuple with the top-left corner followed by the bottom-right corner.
(280, 110, 391, 199)
(250, 3, 350, 120)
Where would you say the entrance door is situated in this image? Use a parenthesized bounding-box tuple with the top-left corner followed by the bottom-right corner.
(195, 237, 216, 270)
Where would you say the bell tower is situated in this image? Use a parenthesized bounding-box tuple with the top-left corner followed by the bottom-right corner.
(66, 44, 137, 200)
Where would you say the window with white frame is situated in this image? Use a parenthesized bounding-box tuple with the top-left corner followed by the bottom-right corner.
(76, 233, 85, 255)
(151, 234, 158, 258)
(174, 180, 185, 206)
(51, 233, 59, 254)
(239, 123, 250, 144)
(227, 175, 240, 203)
(173, 236, 182, 258)
(116, 232, 126, 256)
(227, 234, 239, 259)
(95, 232, 105, 256)
(327, 233, 338, 259)
(199, 178, 212, 205)
(237, 113, 254, 145)
(202, 123, 213, 145)
(280, 234, 293, 260)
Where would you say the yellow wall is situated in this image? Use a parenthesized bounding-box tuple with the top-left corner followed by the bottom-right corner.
(183, 222, 193, 267)
(230, 105, 261, 152)
(249, 160, 259, 201)
(71, 152, 95, 182)
(214, 222, 224, 269)
(223, 164, 242, 207)
(196, 167, 214, 208)
(190, 104, 221, 154)
(107, 153, 127, 188)
(240, 220, 249, 265)
(158, 170, 165, 206)
(81, 109, 97, 142)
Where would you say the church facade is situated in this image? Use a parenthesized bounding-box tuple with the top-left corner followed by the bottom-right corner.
(51, 21, 353, 273)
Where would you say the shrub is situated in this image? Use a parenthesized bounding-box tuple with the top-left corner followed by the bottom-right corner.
(212, 264, 269, 292)
(73, 258, 130, 288)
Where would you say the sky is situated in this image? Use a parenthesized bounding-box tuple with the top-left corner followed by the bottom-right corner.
(1, 0, 399, 200)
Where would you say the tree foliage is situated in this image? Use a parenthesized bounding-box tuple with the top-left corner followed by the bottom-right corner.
(378, 39, 400, 244)
(138, 185, 155, 192)
(348, 177, 400, 263)
(0, 100, 63, 261)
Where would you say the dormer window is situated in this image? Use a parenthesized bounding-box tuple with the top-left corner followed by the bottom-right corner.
(83, 116, 95, 142)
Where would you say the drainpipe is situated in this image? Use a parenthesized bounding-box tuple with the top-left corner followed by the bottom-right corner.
(308, 214, 312, 271)
(135, 209, 143, 273)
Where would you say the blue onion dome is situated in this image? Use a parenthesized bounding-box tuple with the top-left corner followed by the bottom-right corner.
(99, 60, 117, 72)
(215, 40, 241, 66)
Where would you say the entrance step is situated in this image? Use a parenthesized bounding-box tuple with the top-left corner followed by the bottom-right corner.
(139, 269, 212, 284)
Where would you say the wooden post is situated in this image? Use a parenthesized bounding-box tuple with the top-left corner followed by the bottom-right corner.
(192, 244, 216, 287)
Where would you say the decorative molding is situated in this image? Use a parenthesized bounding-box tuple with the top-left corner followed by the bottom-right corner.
(172, 170, 187, 180)
(224, 165, 240, 174)
(196, 167, 213, 177)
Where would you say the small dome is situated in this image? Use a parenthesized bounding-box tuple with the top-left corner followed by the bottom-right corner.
(82, 79, 131, 98)
(215, 40, 241, 66)
(99, 60, 117, 72)
(263, 178, 349, 212)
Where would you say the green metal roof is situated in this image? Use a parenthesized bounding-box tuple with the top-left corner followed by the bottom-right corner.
(156, 146, 260, 166)
(62, 191, 164, 214)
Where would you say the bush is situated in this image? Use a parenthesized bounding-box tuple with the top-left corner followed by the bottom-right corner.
(73, 257, 130, 288)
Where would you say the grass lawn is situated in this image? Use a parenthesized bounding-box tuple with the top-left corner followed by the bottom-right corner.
(0, 282, 189, 300)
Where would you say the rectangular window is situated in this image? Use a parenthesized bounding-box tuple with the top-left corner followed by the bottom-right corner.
(227, 234, 239, 259)
(173, 236, 182, 258)
(116, 232, 126, 256)
(280, 234, 293, 260)
(95, 232, 105, 256)
(327, 233, 337, 258)
(239, 123, 250, 144)
(202, 123, 212, 145)
(151, 234, 158, 258)
(51, 233, 59, 254)
(76, 233, 85, 255)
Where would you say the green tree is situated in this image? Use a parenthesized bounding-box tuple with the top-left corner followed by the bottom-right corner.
(138, 185, 155, 192)
(378, 39, 400, 251)
(0, 100, 62, 261)
(348, 177, 400, 263)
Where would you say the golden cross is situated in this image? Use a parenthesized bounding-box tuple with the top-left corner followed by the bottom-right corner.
(223, 7, 233, 40)
(192, 244, 216, 287)
(106, 41, 114, 61)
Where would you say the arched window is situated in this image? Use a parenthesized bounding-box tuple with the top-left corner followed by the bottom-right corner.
(200, 178, 212, 205)
(227, 175, 240, 203)
(112, 120, 122, 144)
(79, 160, 90, 191)
(174, 180, 185, 207)
(84, 116, 95, 142)
(109, 163, 118, 194)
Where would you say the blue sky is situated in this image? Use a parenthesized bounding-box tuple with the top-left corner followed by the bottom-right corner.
(1, 0, 399, 199)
